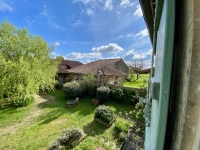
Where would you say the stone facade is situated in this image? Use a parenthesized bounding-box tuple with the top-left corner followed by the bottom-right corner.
(165, 1, 200, 149)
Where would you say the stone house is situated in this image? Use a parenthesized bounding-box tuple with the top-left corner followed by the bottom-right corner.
(57, 59, 83, 85)
(66, 58, 129, 86)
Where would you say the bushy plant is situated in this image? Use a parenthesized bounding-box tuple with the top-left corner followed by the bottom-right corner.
(94, 105, 114, 124)
(82, 74, 97, 97)
(119, 131, 127, 142)
(131, 103, 145, 132)
(109, 88, 123, 101)
(138, 87, 147, 98)
(48, 140, 62, 150)
(64, 77, 72, 83)
(62, 81, 85, 98)
(115, 120, 130, 132)
(12, 96, 34, 107)
(96, 86, 110, 102)
(109, 88, 139, 105)
(121, 88, 139, 105)
(49, 128, 84, 149)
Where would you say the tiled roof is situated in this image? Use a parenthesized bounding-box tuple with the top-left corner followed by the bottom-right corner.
(58, 60, 83, 73)
(67, 58, 127, 77)
(101, 66, 127, 76)
(139, 67, 154, 74)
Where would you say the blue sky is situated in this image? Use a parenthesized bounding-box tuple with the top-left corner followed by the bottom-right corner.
(0, 0, 152, 67)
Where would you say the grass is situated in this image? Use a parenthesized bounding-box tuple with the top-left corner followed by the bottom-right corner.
(0, 100, 33, 128)
(123, 74, 149, 88)
(0, 90, 134, 150)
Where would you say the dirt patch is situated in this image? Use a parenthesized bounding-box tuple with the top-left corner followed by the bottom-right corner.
(0, 92, 55, 136)
(51, 118, 67, 125)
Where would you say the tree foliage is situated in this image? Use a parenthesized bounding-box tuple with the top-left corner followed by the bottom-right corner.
(82, 74, 97, 97)
(0, 21, 62, 99)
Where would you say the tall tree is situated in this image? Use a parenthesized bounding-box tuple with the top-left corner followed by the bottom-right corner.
(0, 21, 62, 99)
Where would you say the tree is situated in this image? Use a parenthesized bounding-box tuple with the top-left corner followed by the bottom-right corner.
(0, 21, 62, 99)
(132, 59, 144, 79)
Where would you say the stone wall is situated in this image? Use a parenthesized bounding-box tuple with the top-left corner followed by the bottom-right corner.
(106, 76, 124, 86)
(165, 1, 200, 149)
(108, 59, 129, 77)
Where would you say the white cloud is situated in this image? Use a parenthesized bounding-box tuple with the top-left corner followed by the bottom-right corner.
(66, 52, 102, 59)
(82, 59, 92, 64)
(123, 49, 135, 60)
(134, 4, 143, 18)
(92, 43, 124, 54)
(0, 1, 13, 11)
(67, 15, 83, 27)
(104, 0, 113, 11)
(116, 33, 133, 39)
(135, 28, 149, 39)
(120, 0, 134, 8)
(24, 15, 35, 26)
(118, 35, 124, 38)
(86, 8, 94, 15)
(73, 0, 101, 9)
(123, 49, 152, 61)
(73, 0, 113, 11)
(40, 5, 66, 30)
(40, 5, 49, 17)
(126, 33, 133, 37)
(50, 52, 66, 59)
(71, 20, 83, 27)
(54, 42, 60, 46)
(73, 0, 92, 5)
(123, 49, 152, 68)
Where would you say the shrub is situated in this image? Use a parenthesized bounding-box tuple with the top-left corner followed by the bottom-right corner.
(49, 128, 85, 149)
(109, 88, 139, 105)
(94, 105, 114, 124)
(82, 74, 97, 97)
(119, 131, 127, 142)
(96, 86, 110, 103)
(138, 87, 147, 98)
(48, 140, 62, 150)
(121, 88, 139, 105)
(62, 81, 85, 98)
(12, 96, 34, 107)
(131, 103, 145, 132)
(54, 80, 59, 89)
(86, 84, 97, 97)
(109, 88, 123, 101)
(64, 77, 72, 83)
(115, 120, 130, 132)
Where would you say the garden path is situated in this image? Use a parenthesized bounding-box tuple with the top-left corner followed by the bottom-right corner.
(0, 92, 55, 136)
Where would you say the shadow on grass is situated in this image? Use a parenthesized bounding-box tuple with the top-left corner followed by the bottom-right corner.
(36, 90, 97, 127)
(38, 90, 97, 117)
(83, 120, 108, 136)
(38, 110, 63, 125)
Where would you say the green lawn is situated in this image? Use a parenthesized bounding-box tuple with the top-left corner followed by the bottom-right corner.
(124, 74, 149, 88)
(0, 90, 134, 150)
